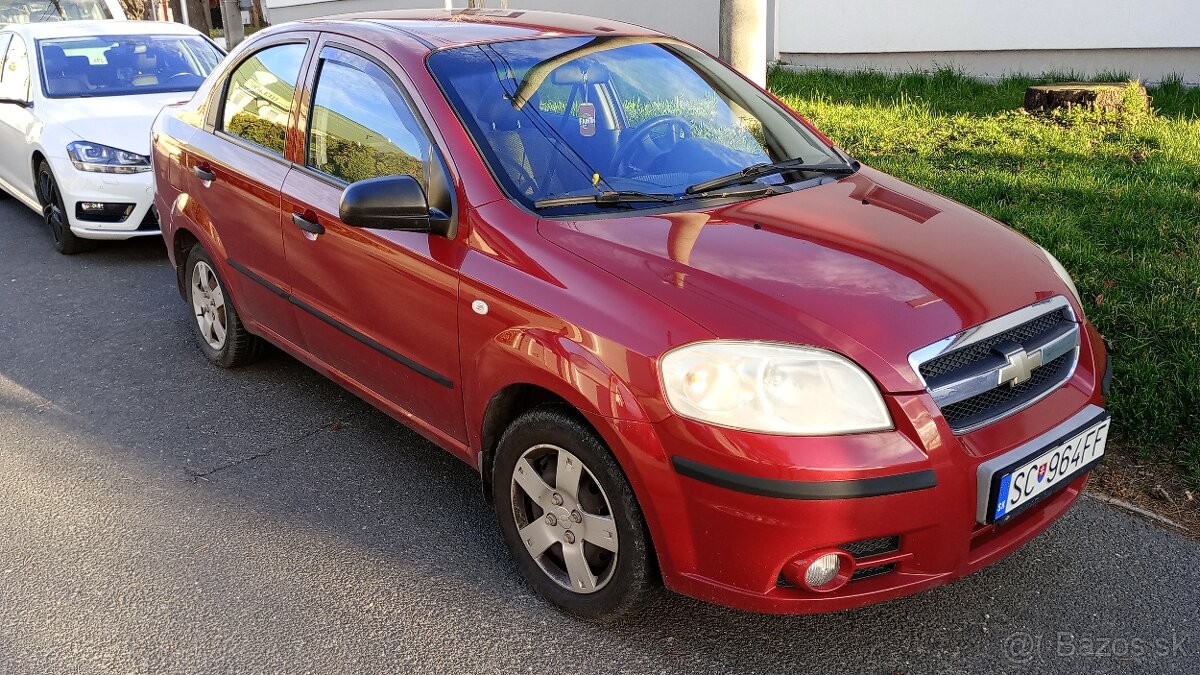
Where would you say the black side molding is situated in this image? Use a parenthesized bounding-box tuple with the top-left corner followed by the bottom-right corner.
(226, 258, 453, 389)
(671, 456, 937, 500)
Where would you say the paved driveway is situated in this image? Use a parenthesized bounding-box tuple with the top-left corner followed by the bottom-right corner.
(0, 199, 1197, 674)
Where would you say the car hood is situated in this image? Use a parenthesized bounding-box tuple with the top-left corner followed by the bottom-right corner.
(537, 167, 1074, 393)
(42, 92, 194, 156)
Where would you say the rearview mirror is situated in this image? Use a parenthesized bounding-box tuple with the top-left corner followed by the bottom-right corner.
(339, 174, 451, 236)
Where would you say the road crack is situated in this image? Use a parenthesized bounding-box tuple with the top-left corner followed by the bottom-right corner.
(185, 411, 365, 482)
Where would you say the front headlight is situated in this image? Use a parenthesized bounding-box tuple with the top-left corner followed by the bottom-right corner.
(660, 341, 893, 435)
(67, 141, 151, 174)
(1040, 246, 1083, 307)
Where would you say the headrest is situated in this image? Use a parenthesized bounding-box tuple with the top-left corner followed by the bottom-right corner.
(477, 92, 538, 132)
(64, 55, 90, 74)
(550, 62, 610, 86)
(41, 45, 66, 65)
(104, 46, 137, 67)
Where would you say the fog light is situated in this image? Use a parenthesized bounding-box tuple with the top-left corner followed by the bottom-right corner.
(782, 549, 855, 592)
(805, 553, 841, 588)
(74, 202, 135, 223)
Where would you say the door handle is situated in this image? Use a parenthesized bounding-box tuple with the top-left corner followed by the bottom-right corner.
(193, 165, 215, 182)
(291, 212, 325, 235)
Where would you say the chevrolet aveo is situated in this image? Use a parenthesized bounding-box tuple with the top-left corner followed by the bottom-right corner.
(151, 10, 1113, 619)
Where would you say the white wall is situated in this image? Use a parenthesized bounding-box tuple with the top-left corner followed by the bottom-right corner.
(777, 0, 1200, 53)
(264, 0, 1200, 84)
(264, 0, 722, 54)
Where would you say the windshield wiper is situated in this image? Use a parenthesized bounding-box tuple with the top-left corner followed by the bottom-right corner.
(534, 190, 677, 209)
(685, 158, 855, 195)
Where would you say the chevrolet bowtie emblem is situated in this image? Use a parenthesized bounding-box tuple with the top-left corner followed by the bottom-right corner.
(996, 341, 1043, 387)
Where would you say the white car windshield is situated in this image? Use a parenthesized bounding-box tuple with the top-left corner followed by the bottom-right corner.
(38, 34, 222, 98)
(428, 36, 843, 214)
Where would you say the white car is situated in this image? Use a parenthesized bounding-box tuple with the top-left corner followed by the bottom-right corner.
(0, 20, 222, 253)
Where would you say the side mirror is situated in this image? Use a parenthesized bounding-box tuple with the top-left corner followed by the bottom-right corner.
(339, 174, 452, 236)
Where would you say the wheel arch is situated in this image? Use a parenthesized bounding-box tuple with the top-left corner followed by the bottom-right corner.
(478, 382, 666, 584)
(171, 227, 201, 299)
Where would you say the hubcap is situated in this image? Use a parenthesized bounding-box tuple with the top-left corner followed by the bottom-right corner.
(190, 261, 228, 350)
(510, 444, 619, 594)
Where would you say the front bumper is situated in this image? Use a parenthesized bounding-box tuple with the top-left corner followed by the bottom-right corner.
(48, 155, 159, 240)
(601, 321, 1109, 614)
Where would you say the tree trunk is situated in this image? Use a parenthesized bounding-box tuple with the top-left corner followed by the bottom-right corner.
(118, 0, 147, 20)
(184, 0, 211, 34)
(1024, 83, 1149, 113)
(167, 0, 183, 23)
(250, 0, 265, 28)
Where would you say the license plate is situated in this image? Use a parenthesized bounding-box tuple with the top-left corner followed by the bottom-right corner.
(985, 413, 1110, 524)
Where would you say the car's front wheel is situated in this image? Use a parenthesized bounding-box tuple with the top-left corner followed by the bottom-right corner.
(492, 407, 655, 620)
(185, 245, 264, 368)
(36, 160, 95, 255)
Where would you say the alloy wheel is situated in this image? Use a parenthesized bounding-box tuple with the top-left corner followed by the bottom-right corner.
(190, 261, 228, 350)
(509, 444, 620, 593)
(38, 169, 65, 246)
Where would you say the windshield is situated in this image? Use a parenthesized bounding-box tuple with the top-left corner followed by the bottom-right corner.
(1, 0, 113, 22)
(37, 34, 222, 98)
(428, 36, 841, 214)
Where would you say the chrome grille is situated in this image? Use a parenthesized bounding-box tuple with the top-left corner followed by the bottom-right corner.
(940, 353, 1073, 430)
(910, 297, 1080, 434)
(919, 310, 1066, 381)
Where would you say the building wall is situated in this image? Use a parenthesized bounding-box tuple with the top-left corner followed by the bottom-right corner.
(264, 0, 723, 54)
(777, 0, 1200, 84)
(264, 0, 1200, 85)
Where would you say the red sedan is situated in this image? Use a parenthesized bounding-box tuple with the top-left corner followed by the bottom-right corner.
(151, 10, 1112, 619)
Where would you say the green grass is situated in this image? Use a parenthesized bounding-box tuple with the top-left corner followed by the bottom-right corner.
(767, 68, 1200, 480)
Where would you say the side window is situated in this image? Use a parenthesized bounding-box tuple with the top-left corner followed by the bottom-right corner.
(0, 35, 30, 103)
(306, 47, 429, 186)
(221, 43, 307, 156)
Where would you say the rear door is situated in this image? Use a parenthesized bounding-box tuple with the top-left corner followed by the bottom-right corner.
(182, 37, 313, 346)
(280, 39, 466, 443)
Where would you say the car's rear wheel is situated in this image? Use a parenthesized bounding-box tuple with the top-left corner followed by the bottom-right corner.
(185, 245, 265, 368)
(492, 407, 654, 620)
(36, 160, 95, 255)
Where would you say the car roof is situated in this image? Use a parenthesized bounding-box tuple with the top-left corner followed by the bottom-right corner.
(2, 20, 204, 40)
(300, 8, 662, 50)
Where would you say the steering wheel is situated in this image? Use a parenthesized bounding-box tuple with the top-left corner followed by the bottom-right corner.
(495, 152, 540, 199)
(610, 115, 694, 176)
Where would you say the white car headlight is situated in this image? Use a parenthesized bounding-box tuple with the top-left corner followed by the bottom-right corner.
(67, 141, 151, 174)
(660, 341, 893, 435)
(1040, 246, 1083, 307)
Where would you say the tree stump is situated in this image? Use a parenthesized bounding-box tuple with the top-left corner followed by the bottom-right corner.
(1023, 83, 1149, 113)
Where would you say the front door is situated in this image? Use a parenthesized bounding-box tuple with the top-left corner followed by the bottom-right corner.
(280, 43, 465, 443)
(0, 34, 38, 202)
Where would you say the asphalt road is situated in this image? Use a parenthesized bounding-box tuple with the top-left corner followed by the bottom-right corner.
(1, 198, 1197, 675)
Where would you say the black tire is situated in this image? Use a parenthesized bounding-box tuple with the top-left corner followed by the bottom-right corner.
(184, 244, 265, 368)
(36, 160, 96, 255)
(492, 407, 655, 621)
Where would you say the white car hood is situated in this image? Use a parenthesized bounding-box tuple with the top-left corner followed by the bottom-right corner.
(43, 92, 195, 157)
